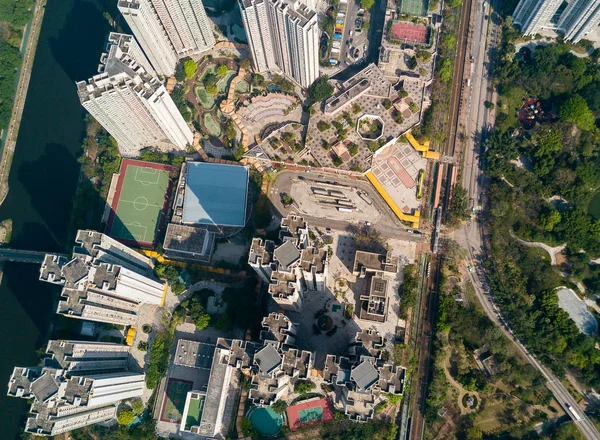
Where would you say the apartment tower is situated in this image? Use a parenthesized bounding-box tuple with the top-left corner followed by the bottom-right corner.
(557, 0, 600, 42)
(512, 0, 563, 35)
(117, 0, 216, 76)
(76, 44, 193, 156)
(239, 0, 319, 87)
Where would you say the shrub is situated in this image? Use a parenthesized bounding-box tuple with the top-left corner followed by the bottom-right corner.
(272, 400, 288, 414)
(118, 409, 135, 425)
(382, 99, 392, 110)
(348, 143, 359, 156)
(352, 103, 362, 114)
(239, 417, 257, 438)
(332, 156, 343, 167)
(213, 313, 232, 331)
(183, 59, 197, 79)
(137, 341, 149, 351)
(398, 89, 409, 98)
(294, 380, 316, 394)
(216, 64, 228, 76)
(131, 399, 145, 415)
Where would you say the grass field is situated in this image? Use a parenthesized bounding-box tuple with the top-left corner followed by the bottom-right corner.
(161, 379, 193, 423)
(109, 160, 171, 246)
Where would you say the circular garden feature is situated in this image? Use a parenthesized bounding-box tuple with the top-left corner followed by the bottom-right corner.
(317, 314, 333, 331)
(462, 393, 478, 409)
(142, 324, 152, 334)
(357, 114, 384, 141)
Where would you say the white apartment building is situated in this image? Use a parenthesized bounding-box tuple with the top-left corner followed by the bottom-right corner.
(118, 0, 179, 76)
(40, 230, 166, 326)
(557, 0, 600, 42)
(248, 215, 327, 312)
(513, 0, 563, 35)
(102, 32, 155, 77)
(8, 341, 144, 437)
(118, 0, 215, 76)
(239, 0, 319, 87)
(76, 50, 193, 157)
(513, 0, 600, 41)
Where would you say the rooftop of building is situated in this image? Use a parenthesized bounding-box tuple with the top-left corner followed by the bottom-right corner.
(254, 343, 283, 375)
(300, 246, 326, 273)
(249, 238, 275, 265)
(174, 340, 216, 369)
(350, 358, 379, 391)
(353, 250, 398, 275)
(260, 313, 295, 344)
(273, 240, 301, 271)
(351, 329, 384, 359)
(182, 162, 249, 228)
(280, 214, 307, 239)
(31, 371, 59, 403)
(163, 223, 215, 262)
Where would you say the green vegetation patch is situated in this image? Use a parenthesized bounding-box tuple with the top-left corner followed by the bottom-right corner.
(203, 113, 221, 136)
(194, 86, 215, 109)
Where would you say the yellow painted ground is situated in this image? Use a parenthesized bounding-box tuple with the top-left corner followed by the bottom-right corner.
(366, 171, 420, 228)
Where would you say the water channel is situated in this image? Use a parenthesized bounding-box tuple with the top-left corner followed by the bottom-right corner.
(0, 1, 109, 437)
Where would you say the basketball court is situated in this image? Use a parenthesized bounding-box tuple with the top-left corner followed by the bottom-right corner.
(160, 378, 193, 423)
(391, 22, 429, 44)
(286, 397, 333, 431)
(106, 159, 173, 247)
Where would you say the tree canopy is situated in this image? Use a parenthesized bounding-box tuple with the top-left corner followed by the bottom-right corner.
(559, 94, 596, 131)
(308, 75, 334, 103)
(183, 59, 197, 79)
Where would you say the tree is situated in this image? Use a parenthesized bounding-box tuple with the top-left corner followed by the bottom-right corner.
(195, 313, 211, 330)
(216, 64, 228, 76)
(272, 400, 288, 414)
(361, 0, 374, 9)
(214, 313, 232, 331)
(131, 399, 145, 415)
(183, 59, 197, 79)
(317, 121, 330, 132)
(559, 94, 596, 131)
(308, 76, 334, 103)
(117, 409, 135, 425)
(294, 380, 316, 394)
(466, 427, 483, 440)
(438, 59, 452, 83)
(406, 56, 417, 70)
(282, 194, 294, 206)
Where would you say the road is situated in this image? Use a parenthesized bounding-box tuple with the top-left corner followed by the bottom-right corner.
(0, 0, 46, 206)
(456, 1, 600, 438)
(269, 170, 422, 241)
(0, 248, 64, 264)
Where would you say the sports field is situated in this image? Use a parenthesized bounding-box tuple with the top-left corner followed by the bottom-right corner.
(160, 379, 193, 423)
(287, 397, 333, 431)
(399, 0, 428, 17)
(391, 22, 429, 45)
(107, 159, 172, 247)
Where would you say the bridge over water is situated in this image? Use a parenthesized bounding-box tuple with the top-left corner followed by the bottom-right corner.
(0, 249, 68, 264)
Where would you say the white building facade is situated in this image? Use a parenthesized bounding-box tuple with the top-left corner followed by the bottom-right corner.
(77, 53, 193, 157)
(557, 0, 600, 42)
(118, 0, 215, 77)
(239, 0, 319, 87)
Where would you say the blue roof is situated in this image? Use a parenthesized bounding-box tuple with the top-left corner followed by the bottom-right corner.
(182, 162, 249, 227)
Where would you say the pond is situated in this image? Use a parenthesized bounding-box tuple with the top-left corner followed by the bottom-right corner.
(589, 190, 600, 219)
(248, 406, 284, 436)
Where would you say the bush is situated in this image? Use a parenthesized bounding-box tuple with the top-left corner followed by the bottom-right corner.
(317, 121, 331, 132)
(382, 99, 392, 110)
(352, 103, 362, 114)
(216, 64, 228, 76)
(332, 156, 343, 167)
(183, 59, 197, 79)
(239, 417, 257, 438)
(294, 380, 316, 394)
(131, 399, 145, 415)
(272, 400, 288, 414)
(213, 313, 232, 331)
(171, 281, 186, 295)
(117, 409, 135, 425)
(137, 341, 149, 351)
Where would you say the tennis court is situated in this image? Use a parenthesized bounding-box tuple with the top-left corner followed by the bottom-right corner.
(160, 379, 193, 423)
(286, 397, 333, 431)
(390, 22, 429, 45)
(107, 159, 173, 247)
(399, 0, 428, 16)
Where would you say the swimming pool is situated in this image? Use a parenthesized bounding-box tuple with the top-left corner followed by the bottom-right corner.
(248, 406, 284, 436)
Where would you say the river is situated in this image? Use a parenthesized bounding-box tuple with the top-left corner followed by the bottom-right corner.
(0, 1, 110, 438)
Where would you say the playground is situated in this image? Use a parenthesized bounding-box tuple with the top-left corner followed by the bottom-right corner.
(106, 159, 172, 247)
(160, 379, 193, 424)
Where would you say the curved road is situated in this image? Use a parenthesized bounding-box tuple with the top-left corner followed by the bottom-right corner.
(458, 1, 600, 437)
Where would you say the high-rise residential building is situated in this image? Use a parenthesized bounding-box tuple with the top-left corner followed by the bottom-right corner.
(557, 0, 600, 42)
(7, 341, 144, 436)
(248, 215, 327, 312)
(513, 0, 600, 41)
(76, 43, 193, 157)
(239, 0, 319, 87)
(512, 0, 563, 35)
(117, 0, 179, 76)
(101, 32, 155, 77)
(117, 0, 216, 77)
(39, 230, 166, 326)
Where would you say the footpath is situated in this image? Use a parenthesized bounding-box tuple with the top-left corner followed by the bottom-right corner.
(0, 0, 47, 206)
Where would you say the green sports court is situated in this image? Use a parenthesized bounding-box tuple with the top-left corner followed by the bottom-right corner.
(400, 0, 428, 16)
(107, 159, 172, 246)
(160, 379, 193, 423)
